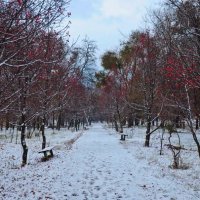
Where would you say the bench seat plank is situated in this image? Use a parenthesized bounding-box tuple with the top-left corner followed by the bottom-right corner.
(38, 146, 54, 153)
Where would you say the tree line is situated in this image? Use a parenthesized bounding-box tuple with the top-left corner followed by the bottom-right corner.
(95, 0, 200, 161)
(0, 0, 97, 166)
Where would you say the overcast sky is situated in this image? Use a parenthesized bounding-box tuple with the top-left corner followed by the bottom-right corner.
(69, 0, 162, 69)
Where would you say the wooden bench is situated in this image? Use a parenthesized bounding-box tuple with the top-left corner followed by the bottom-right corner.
(120, 134, 128, 141)
(38, 146, 54, 158)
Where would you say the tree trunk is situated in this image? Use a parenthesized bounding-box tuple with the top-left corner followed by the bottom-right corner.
(135, 117, 139, 126)
(113, 116, 118, 132)
(52, 111, 55, 133)
(6, 114, 9, 130)
(21, 113, 28, 167)
(191, 128, 200, 159)
(160, 128, 165, 155)
(116, 103, 123, 133)
(144, 120, 151, 147)
(119, 123, 123, 133)
(89, 117, 92, 126)
(56, 112, 61, 130)
(36, 117, 40, 130)
(196, 118, 199, 130)
(20, 77, 28, 167)
(127, 115, 133, 128)
(185, 85, 200, 159)
(145, 133, 150, 147)
(41, 117, 46, 157)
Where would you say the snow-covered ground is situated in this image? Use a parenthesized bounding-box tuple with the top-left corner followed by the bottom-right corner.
(0, 123, 200, 200)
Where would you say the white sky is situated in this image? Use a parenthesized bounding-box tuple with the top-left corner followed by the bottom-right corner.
(69, 0, 162, 69)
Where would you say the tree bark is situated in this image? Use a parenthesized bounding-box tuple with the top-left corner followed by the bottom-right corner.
(144, 119, 151, 147)
(127, 114, 133, 128)
(113, 116, 118, 132)
(41, 117, 47, 157)
(52, 111, 55, 131)
(196, 118, 199, 130)
(21, 113, 28, 167)
(56, 112, 61, 131)
(191, 128, 200, 159)
(20, 77, 28, 167)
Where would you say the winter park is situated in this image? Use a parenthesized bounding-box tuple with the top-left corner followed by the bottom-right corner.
(1, 0, 200, 199)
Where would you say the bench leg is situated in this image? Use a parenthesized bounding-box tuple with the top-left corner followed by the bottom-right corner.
(43, 152, 47, 158)
(50, 150, 54, 157)
(121, 135, 125, 141)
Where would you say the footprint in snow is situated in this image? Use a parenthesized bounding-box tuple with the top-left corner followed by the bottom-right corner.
(94, 186, 101, 191)
(89, 179, 95, 185)
(94, 194, 99, 198)
(72, 193, 78, 196)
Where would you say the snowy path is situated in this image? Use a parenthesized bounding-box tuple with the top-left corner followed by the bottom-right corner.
(57, 123, 142, 200)
(1, 123, 200, 200)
